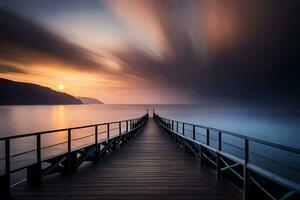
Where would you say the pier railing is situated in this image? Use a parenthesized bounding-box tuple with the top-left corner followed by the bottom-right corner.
(0, 113, 149, 195)
(154, 112, 299, 200)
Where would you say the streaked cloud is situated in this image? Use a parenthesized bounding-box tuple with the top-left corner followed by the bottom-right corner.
(0, 0, 299, 103)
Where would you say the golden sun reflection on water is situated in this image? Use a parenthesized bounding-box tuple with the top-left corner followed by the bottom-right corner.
(41, 105, 68, 158)
(52, 105, 66, 128)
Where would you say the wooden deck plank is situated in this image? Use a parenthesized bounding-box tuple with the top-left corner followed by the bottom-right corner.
(9, 119, 242, 200)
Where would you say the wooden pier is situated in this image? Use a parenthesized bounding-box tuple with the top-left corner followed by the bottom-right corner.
(2, 117, 240, 200)
(1, 112, 299, 200)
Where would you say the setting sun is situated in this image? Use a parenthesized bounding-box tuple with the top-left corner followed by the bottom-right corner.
(58, 84, 65, 91)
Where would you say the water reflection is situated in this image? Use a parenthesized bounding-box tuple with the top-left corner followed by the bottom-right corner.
(0, 105, 146, 137)
(51, 105, 66, 128)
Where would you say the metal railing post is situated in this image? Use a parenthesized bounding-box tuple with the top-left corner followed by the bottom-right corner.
(36, 134, 42, 183)
(216, 131, 222, 180)
(182, 123, 185, 136)
(119, 122, 122, 135)
(67, 129, 72, 173)
(206, 129, 210, 146)
(172, 121, 174, 131)
(107, 123, 110, 139)
(126, 120, 128, 132)
(95, 125, 98, 152)
(244, 139, 250, 200)
(193, 125, 195, 140)
(218, 132, 222, 151)
(176, 121, 178, 132)
(37, 134, 41, 166)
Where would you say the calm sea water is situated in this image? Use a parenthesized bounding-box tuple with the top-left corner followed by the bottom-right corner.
(0, 104, 299, 184)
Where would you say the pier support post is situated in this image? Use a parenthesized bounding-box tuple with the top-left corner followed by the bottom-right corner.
(243, 139, 250, 200)
(112, 138, 117, 151)
(0, 139, 10, 195)
(216, 154, 221, 180)
(28, 134, 42, 185)
(0, 175, 10, 196)
(27, 163, 41, 186)
(198, 144, 203, 168)
(70, 152, 77, 173)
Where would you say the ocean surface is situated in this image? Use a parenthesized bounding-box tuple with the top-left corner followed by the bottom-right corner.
(0, 104, 299, 184)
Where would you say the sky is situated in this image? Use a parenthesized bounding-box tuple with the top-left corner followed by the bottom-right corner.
(0, 0, 299, 104)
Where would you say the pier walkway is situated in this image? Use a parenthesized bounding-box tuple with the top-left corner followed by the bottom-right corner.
(9, 119, 242, 200)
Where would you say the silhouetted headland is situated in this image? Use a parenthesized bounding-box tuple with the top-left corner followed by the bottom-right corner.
(78, 96, 104, 104)
(0, 78, 82, 105)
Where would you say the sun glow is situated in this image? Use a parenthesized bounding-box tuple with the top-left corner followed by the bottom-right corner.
(58, 84, 65, 91)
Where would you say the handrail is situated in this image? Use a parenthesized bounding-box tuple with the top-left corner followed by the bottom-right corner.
(153, 112, 300, 199)
(0, 112, 149, 195)
(156, 115, 299, 154)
